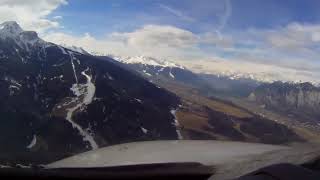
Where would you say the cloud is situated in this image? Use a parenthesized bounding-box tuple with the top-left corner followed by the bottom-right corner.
(53, 15, 63, 20)
(0, 0, 67, 33)
(111, 25, 198, 49)
(199, 32, 233, 47)
(200, 21, 320, 71)
(43, 24, 222, 60)
(158, 4, 195, 22)
(177, 57, 320, 84)
(264, 23, 320, 51)
(41, 31, 126, 56)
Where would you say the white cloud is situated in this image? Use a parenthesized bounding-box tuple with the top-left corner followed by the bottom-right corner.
(205, 22, 320, 72)
(53, 15, 63, 20)
(264, 23, 320, 50)
(110, 25, 198, 49)
(0, 0, 67, 33)
(43, 32, 126, 53)
(199, 32, 233, 47)
(178, 58, 320, 84)
(43, 24, 217, 60)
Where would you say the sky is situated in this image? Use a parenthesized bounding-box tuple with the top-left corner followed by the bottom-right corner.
(0, 0, 320, 83)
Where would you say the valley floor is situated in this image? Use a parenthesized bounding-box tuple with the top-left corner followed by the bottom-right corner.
(227, 97, 320, 143)
(155, 79, 320, 144)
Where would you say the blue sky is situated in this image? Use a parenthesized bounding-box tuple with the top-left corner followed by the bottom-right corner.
(1, 0, 320, 83)
(49, 0, 320, 35)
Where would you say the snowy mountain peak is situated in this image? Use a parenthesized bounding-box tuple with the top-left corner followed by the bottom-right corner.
(109, 54, 185, 69)
(0, 21, 23, 36)
(0, 21, 48, 50)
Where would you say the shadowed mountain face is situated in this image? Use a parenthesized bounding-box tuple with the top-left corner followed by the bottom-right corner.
(249, 82, 320, 124)
(0, 22, 180, 165)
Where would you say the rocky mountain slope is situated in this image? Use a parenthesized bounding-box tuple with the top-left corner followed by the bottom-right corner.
(97, 55, 214, 96)
(0, 21, 181, 165)
(248, 81, 320, 124)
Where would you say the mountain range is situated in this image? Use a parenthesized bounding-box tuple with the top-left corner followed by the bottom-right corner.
(249, 81, 320, 125)
(0, 21, 181, 165)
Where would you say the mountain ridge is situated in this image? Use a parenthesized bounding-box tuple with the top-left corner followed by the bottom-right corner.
(92, 52, 320, 86)
(248, 81, 320, 125)
(0, 21, 181, 165)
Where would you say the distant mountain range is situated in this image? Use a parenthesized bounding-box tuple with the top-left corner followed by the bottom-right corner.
(93, 54, 261, 97)
(83, 50, 320, 87)
(100, 55, 215, 95)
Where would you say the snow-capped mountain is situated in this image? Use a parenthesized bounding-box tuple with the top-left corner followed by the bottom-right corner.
(0, 21, 181, 165)
(186, 60, 320, 86)
(109, 55, 185, 79)
(201, 70, 312, 85)
(90, 51, 320, 86)
(93, 54, 267, 97)
(95, 54, 214, 96)
(0, 21, 49, 52)
(109, 55, 185, 69)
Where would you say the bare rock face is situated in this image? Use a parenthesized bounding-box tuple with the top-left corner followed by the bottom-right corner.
(19, 31, 38, 41)
(249, 81, 320, 123)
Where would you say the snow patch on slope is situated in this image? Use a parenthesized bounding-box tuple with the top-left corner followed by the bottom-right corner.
(169, 68, 175, 78)
(81, 69, 96, 105)
(65, 68, 98, 150)
(61, 51, 98, 150)
(26, 135, 37, 149)
(141, 127, 148, 134)
(171, 109, 183, 140)
(134, 98, 142, 103)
